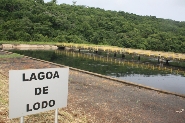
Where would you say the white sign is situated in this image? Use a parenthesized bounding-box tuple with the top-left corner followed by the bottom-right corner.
(9, 68, 69, 119)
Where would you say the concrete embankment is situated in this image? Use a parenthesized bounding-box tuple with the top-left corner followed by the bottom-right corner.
(0, 44, 58, 50)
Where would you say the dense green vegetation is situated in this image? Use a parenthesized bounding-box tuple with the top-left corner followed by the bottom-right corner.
(1, 0, 185, 52)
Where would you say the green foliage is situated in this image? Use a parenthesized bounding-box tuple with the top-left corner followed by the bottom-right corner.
(0, 0, 185, 53)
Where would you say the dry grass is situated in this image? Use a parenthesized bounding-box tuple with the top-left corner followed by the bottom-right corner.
(0, 72, 88, 123)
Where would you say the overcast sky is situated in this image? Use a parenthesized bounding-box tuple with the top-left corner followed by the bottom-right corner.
(44, 0, 185, 21)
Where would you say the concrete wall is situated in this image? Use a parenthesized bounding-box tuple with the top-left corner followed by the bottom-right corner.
(1, 44, 58, 50)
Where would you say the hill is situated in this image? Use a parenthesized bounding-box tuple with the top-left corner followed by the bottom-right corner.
(0, 0, 185, 52)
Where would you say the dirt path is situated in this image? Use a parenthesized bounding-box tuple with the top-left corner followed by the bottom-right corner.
(0, 50, 185, 123)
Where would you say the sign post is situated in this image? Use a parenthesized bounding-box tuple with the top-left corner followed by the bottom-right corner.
(55, 109, 58, 123)
(9, 68, 69, 122)
(20, 116, 23, 123)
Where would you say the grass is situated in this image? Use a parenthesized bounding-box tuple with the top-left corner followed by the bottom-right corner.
(0, 53, 23, 58)
(0, 41, 91, 46)
(0, 40, 58, 45)
(0, 40, 111, 47)
(0, 73, 8, 105)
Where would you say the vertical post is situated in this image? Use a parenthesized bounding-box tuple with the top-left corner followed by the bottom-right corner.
(55, 109, 58, 123)
(20, 116, 24, 123)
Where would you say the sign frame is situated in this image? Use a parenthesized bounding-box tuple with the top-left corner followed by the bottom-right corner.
(9, 68, 69, 119)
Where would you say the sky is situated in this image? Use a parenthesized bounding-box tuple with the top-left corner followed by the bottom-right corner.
(44, 0, 185, 21)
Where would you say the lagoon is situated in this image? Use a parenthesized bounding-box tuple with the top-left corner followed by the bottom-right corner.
(10, 49, 185, 95)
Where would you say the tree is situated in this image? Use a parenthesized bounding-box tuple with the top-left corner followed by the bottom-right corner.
(72, 1, 77, 5)
(34, 0, 44, 4)
(0, 0, 185, 53)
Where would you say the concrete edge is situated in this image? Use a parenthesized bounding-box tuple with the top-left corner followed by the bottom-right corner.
(1, 50, 185, 98)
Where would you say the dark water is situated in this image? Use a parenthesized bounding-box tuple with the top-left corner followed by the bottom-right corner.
(10, 50, 185, 95)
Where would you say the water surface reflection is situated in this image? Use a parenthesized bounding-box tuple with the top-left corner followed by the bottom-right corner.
(115, 74, 185, 94)
(10, 49, 185, 95)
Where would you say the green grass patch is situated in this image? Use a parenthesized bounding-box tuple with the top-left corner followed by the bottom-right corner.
(0, 53, 23, 58)
(0, 40, 59, 45)
(0, 96, 6, 104)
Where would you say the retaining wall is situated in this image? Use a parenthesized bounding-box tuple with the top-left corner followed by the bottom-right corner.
(1, 44, 58, 50)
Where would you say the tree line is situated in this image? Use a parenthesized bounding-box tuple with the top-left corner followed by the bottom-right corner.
(0, 0, 185, 53)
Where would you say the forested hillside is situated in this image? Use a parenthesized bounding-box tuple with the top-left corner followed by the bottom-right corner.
(1, 0, 185, 52)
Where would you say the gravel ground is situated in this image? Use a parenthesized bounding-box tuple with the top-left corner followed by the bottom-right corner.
(0, 50, 185, 123)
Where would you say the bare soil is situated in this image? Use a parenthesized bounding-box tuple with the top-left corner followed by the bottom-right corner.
(0, 50, 185, 123)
